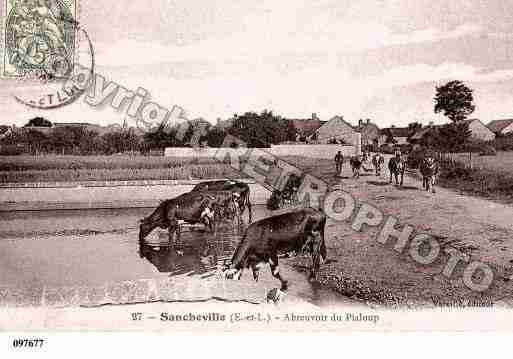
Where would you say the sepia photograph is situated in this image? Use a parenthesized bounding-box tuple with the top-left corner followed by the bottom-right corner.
(2, 1, 513, 348)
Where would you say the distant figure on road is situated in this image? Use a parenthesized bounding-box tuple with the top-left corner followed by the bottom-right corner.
(362, 151, 369, 162)
(349, 156, 363, 178)
(334, 151, 344, 176)
(388, 150, 405, 186)
(372, 152, 385, 176)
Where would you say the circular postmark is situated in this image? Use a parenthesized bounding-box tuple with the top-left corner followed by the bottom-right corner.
(5, 0, 76, 80)
(4, 0, 95, 110)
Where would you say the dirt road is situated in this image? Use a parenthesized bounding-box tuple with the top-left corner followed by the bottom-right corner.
(290, 159, 513, 308)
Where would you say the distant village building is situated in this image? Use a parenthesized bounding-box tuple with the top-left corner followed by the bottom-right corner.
(410, 119, 495, 144)
(313, 115, 358, 144)
(286, 113, 323, 142)
(379, 126, 412, 146)
(355, 119, 380, 148)
(464, 119, 495, 141)
(487, 118, 513, 136)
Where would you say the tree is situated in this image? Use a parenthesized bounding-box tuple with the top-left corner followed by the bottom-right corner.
(408, 122, 422, 131)
(100, 129, 141, 154)
(434, 80, 475, 122)
(143, 124, 180, 150)
(435, 122, 472, 152)
(228, 110, 289, 147)
(204, 127, 226, 147)
(24, 117, 52, 127)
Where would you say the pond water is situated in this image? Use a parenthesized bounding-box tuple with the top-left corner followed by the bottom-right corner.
(0, 206, 358, 307)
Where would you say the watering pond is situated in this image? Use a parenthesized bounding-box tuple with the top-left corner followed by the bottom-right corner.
(0, 206, 359, 307)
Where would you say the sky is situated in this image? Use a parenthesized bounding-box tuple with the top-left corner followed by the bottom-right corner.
(2, 0, 513, 128)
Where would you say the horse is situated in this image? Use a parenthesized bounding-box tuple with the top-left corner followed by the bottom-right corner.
(372, 153, 385, 176)
(349, 156, 363, 178)
(420, 156, 439, 193)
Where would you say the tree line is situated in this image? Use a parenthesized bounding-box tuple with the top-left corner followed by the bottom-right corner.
(0, 110, 296, 155)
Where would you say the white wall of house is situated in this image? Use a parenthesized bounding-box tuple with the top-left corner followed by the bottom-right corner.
(394, 137, 409, 145)
(469, 120, 496, 141)
(501, 123, 513, 135)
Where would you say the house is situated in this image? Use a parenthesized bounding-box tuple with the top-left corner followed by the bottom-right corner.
(464, 119, 495, 141)
(379, 126, 412, 146)
(0, 125, 12, 139)
(410, 119, 495, 145)
(355, 119, 380, 148)
(215, 117, 235, 131)
(312, 115, 358, 144)
(487, 118, 513, 136)
(286, 113, 323, 142)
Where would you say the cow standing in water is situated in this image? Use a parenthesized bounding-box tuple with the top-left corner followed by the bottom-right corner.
(191, 180, 252, 224)
(372, 153, 385, 176)
(420, 156, 439, 193)
(349, 156, 363, 178)
(139, 192, 224, 246)
(223, 208, 327, 294)
(388, 151, 405, 186)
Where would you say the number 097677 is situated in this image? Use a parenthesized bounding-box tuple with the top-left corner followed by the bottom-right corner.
(12, 339, 45, 348)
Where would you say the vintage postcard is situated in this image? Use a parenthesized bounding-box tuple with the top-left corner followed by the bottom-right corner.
(2, 0, 513, 344)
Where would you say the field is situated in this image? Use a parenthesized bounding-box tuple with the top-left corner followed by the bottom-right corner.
(0, 154, 336, 183)
(435, 151, 513, 204)
(450, 151, 513, 173)
(0, 155, 243, 183)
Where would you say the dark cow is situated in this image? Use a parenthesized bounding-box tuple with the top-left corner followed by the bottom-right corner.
(139, 192, 219, 245)
(266, 173, 302, 210)
(192, 180, 252, 223)
(223, 208, 327, 292)
(420, 156, 439, 193)
(208, 190, 242, 227)
(372, 153, 385, 176)
(388, 155, 405, 186)
(349, 156, 363, 178)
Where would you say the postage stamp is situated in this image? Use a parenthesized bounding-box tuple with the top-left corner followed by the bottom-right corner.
(2, 0, 77, 79)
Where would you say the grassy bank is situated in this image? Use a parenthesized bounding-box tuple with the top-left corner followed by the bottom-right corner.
(0, 155, 242, 183)
(431, 151, 513, 204)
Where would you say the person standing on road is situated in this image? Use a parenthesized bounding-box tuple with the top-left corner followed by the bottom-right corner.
(334, 151, 344, 176)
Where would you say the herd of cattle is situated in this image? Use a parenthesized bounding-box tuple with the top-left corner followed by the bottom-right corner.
(138, 179, 327, 293)
(138, 152, 440, 298)
(350, 152, 440, 192)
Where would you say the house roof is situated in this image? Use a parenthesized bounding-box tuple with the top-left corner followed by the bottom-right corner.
(410, 127, 432, 141)
(381, 127, 412, 138)
(487, 119, 513, 133)
(355, 121, 380, 131)
(0, 125, 10, 135)
(410, 119, 491, 140)
(289, 119, 323, 137)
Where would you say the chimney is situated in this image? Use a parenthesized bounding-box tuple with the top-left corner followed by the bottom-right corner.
(366, 119, 370, 125)
(312, 113, 318, 120)
(358, 119, 363, 127)
(216, 118, 221, 126)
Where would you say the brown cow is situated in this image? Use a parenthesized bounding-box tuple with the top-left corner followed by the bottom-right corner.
(223, 208, 327, 291)
(139, 192, 219, 245)
(191, 180, 252, 223)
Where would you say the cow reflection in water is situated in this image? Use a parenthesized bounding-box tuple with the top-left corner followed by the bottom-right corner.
(139, 242, 220, 277)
